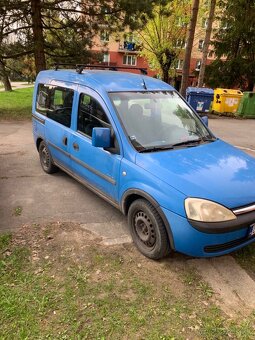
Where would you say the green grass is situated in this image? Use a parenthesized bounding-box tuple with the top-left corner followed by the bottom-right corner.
(13, 206, 23, 216)
(0, 228, 255, 339)
(0, 87, 33, 119)
(0, 234, 12, 250)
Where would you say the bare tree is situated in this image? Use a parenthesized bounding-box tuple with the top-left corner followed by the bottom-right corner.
(197, 0, 216, 87)
(180, 0, 200, 96)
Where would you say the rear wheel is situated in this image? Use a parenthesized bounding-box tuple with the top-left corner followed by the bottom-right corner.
(39, 141, 58, 174)
(128, 199, 170, 259)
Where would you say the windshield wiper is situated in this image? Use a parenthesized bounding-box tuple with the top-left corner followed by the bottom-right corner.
(202, 136, 216, 142)
(139, 145, 174, 153)
(171, 136, 216, 148)
(171, 139, 202, 148)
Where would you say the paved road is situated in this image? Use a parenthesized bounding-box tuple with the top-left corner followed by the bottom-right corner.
(0, 82, 34, 92)
(0, 118, 255, 237)
(0, 121, 127, 240)
(209, 116, 255, 154)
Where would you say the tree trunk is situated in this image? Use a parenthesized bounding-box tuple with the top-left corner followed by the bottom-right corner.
(197, 0, 216, 87)
(247, 79, 254, 91)
(31, 0, 46, 73)
(180, 0, 200, 97)
(0, 61, 12, 91)
(159, 50, 176, 84)
(162, 69, 169, 83)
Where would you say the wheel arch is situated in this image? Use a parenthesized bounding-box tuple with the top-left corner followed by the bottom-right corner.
(121, 189, 175, 250)
(36, 137, 44, 151)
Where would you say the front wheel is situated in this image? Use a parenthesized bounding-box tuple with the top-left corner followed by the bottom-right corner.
(128, 199, 171, 260)
(39, 141, 58, 174)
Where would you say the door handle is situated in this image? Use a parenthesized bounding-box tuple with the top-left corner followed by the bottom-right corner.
(62, 136, 68, 145)
(73, 142, 79, 151)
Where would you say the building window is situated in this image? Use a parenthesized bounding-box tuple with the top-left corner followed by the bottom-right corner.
(100, 30, 109, 42)
(198, 40, 204, 50)
(175, 39, 186, 48)
(195, 60, 201, 71)
(123, 55, 137, 66)
(123, 41, 136, 51)
(202, 18, 208, 29)
(102, 53, 110, 63)
(177, 59, 183, 70)
(122, 33, 137, 51)
(125, 33, 135, 43)
(171, 59, 183, 70)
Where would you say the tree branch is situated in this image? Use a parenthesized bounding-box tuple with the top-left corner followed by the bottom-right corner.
(3, 25, 32, 37)
(1, 50, 33, 59)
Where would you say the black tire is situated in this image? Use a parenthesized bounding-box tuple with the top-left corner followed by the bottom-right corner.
(39, 141, 58, 174)
(128, 199, 171, 260)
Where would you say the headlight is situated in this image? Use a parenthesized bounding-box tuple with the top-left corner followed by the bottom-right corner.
(185, 198, 237, 222)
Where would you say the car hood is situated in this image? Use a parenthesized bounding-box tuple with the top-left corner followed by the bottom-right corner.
(136, 140, 255, 209)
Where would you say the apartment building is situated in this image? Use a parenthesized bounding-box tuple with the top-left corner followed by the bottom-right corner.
(92, 14, 217, 89)
(92, 31, 156, 76)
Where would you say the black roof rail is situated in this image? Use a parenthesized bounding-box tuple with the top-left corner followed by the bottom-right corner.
(53, 63, 147, 75)
(54, 63, 76, 71)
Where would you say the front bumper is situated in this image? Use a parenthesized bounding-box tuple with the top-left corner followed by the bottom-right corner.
(162, 207, 255, 257)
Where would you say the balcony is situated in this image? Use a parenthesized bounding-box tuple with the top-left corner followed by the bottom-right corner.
(118, 41, 139, 54)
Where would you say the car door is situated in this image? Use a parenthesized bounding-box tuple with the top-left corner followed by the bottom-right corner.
(42, 82, 76, 170)
(70, 86, 122, 202)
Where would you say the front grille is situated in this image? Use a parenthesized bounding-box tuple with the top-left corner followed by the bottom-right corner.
(204, 235, 255, 253)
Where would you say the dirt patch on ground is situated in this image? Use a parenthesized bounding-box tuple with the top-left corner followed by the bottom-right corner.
(12, 222, 186, 298)
(2, 222, 255, 339)
(6, 223, 255, 319)
(11, 222, 255, 317)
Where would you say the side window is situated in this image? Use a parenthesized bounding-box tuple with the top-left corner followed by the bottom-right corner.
(77, 93, 111, 137)
(36, 84, 50, 115)
(36, 83, 74, 128)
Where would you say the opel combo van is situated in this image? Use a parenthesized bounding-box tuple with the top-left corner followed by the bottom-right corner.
(32, 66, 255, 259)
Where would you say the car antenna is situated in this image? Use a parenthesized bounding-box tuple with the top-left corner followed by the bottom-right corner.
(142, 78, 147, 90)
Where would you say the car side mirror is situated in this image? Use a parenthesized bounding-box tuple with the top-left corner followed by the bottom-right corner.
(92, 127, 111, 148)
(201, 116, 208, 127)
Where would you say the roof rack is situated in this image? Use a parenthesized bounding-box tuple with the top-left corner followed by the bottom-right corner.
(54, 63, 147, 75)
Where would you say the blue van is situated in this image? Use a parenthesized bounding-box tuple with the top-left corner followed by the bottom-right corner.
(32, 66, 255, 259)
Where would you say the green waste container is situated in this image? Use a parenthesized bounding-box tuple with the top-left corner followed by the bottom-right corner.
(236, 92, 255, 118)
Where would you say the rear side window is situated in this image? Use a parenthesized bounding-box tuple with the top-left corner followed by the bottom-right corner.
(36, 84, 74, 128)
(77, 93, 111, 137)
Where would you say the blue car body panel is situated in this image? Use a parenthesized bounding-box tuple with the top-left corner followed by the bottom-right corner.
(32, 69, 255, 257)
(136, 139, 255, 211)
(162, 208, 255, 257)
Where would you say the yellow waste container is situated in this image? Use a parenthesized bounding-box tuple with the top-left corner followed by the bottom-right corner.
(212, 88, 243, 114)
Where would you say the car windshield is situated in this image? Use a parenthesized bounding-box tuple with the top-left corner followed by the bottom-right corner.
(109, 91, 215, 151)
